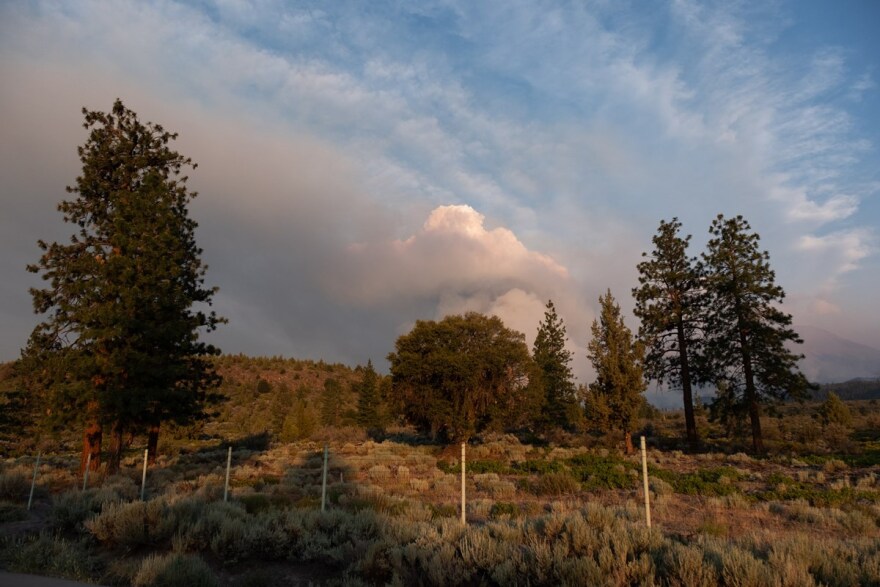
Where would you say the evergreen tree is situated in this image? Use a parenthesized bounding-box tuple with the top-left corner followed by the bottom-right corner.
(633, 218, 704, 451)
(355, 360, 382, 430)
(321, 378, 343, 427)
(586, 290, 647, 454)
(282, 384, 317, 441)
(23, 100, 223, 473)
(702, 214, 812, 453)
(533, 300, 580, 431)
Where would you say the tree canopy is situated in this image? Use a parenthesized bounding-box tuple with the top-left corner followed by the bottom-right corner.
(387, 312, 542, 442)
(702, 214, 812, 453)
(633, 218, 704, 450)
(533, 300, 580, 431)
(23, 99, 223, 472)
(586, 290, 647, 454)
(356, 360, 384, 432)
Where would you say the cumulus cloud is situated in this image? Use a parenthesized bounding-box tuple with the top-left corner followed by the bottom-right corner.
(796, 228, 877, 277)
(330, 204, 593, 375)
(1, 0, 878, 365)
(331, 204, 584, 322)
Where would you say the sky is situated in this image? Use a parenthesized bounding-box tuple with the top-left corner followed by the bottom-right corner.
(1, 0, 878, 385)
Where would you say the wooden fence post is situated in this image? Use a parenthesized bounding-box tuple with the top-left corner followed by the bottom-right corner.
(223, 446, 232, 502)
(140, 449, 149, 501)
(641, 435, 652, 528)
(27, 452, 41, 511)
(321, 444, 329, 512)
(460, 442, 466, 525)
(82, 452, 91, 491)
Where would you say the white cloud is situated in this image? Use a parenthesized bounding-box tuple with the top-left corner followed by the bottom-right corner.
(333, 204, 569, 303)
(796, 228, 876, 277)
(1, 0, 877, 361)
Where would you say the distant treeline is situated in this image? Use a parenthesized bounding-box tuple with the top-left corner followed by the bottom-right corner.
(815, 379, 880, 401)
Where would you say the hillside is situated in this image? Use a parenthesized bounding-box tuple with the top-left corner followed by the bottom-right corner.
(796, 325, 880, 383)
(207, 354, 367, 442)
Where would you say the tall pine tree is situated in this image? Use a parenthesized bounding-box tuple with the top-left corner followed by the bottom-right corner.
(633, 218, 704, 451)
(586, 290, 647, 454)
(24, 100, 223, 473)
(702, 214, 811, 453)
(356, 360, 382, 431)
(533, 300, 580, 431)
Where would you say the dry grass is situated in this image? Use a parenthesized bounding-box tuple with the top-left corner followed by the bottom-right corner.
(3, 400, 880, 585)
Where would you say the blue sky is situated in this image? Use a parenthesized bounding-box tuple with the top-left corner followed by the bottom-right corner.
(1, 0, 878, 381)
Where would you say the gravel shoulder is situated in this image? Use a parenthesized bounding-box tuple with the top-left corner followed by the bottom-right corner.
(0, 572, 102, 587)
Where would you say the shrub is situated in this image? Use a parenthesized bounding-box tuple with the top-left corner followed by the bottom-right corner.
(512, 459, 564, 475)
(534, 472, 581, 496)
(0, 472, 31, 501)
(51, 487, 126, 533)
(86, 498, 174, 547)
(659, 541, 718, 587)
(132, 553, 219, 587)
(429, 503, 458, 520)
(0, 501, 28, 522)
(0, 533, 96, 581)
(651, 466, 742, 496)
(567, 454, 636, 490)
(489, 502, 518, 520)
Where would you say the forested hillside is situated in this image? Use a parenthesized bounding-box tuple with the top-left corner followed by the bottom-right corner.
(0, 355, 382, 456)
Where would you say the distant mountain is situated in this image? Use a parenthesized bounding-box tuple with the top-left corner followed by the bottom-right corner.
(646, 325, 880, 408)
(794, 325, 880, 384)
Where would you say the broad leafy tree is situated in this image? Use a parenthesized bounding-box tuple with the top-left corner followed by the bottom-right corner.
(633, 218, 704, 451)
(586, 290, 647, 454)
(702, 214, 811, 453)
(387, 313, 542, 442)
(533, 300, 580, 431)
(24, 100, 223, 473)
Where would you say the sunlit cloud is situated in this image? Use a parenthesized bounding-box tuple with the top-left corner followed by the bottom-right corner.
(1, 0, 878, 369)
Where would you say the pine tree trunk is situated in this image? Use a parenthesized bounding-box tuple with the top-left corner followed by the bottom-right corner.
(676, 321, 698, 452)
(739, 330, 764, 454)
(81, 422, 102, 476)
(624, 430, 634, 455)
(734, 290, 764, 454)
(744, 365, 764, 454)
(108, 423, 124, 474)
(147, 424, 160, 465)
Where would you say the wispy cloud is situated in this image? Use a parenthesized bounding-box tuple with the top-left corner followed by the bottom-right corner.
(1, 0, 878, 364)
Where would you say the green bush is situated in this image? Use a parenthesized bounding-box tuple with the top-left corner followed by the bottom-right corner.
(86, 499, 175, 547)
(51, 486, 126, 533)
(132, 553, 219, 587)
(567, 454, 636, 490)
(533, 472, 581, 496)
(651, 466, 742, 496)
(469, 460, 513, 474)
(0, 501, 28, 522)
(512, 459, 564, 475)
(429, 503, 459, 520)
(0, 533, 96, 581)
(489, 502, 518, 519)
(0, 472, 31, 501)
